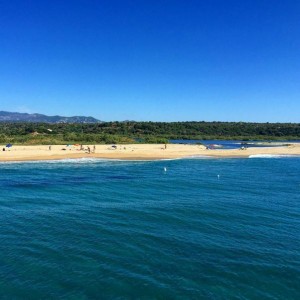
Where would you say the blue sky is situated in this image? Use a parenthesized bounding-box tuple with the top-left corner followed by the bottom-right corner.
(0, 0, 299, 122)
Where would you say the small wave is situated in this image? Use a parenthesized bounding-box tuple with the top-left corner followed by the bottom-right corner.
(0, 158, 103, 165)
(0, 157, 182, 165)
(183, 155, 213, 159)
(248, 154, 298, 158)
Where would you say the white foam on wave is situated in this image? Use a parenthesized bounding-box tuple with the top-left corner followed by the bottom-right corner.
(0, 158, 97, 165)
(0, 157, 182, 165)
(248, 154, 299, 158)
(183, 155, 213, 159)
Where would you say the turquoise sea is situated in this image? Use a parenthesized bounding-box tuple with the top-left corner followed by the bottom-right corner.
(0, 157, 299, 299)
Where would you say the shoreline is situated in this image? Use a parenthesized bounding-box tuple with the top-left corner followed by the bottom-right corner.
(0, 143, 300, 162)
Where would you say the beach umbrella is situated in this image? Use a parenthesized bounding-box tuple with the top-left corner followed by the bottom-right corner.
(6, 143, 12, 148)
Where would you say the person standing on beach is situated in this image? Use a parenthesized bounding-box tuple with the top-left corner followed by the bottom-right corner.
(93, 145, 96, 153)
(49, 145, 52, 151)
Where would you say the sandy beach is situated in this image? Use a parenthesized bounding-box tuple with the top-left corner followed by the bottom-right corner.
(0, 143, 300, 161)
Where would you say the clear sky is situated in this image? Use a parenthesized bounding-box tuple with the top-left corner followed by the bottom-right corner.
(0, 0, 299, 122)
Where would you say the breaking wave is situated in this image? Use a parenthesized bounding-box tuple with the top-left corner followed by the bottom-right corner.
(248, 154, 299, 158)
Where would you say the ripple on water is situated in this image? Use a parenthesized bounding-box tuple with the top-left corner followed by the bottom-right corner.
(0, 158, 300, 298)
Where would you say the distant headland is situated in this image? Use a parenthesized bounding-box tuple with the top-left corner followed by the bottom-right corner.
(0, 111, 101, 123)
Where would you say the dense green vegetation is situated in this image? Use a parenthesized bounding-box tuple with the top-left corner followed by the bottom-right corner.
(0, 121, 299, 144)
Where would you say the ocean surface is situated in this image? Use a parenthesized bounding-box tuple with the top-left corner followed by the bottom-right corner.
(0, 157, 299, 299)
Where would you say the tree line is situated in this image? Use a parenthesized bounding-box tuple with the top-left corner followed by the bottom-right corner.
(0, 121, 299, 144)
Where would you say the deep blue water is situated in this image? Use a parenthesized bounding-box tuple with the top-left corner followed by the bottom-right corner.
(0, 157, 299, 299)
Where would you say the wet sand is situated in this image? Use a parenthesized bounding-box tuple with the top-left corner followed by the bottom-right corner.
(0, 143, 299, 161)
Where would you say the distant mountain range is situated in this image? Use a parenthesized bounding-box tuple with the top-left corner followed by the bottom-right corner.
(0, 111, 101, 123)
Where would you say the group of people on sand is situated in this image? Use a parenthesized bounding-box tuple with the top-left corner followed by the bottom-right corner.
(80, 145, 96, 154)
(48, 145, 96, 153)
(85, 145, 96, 154)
